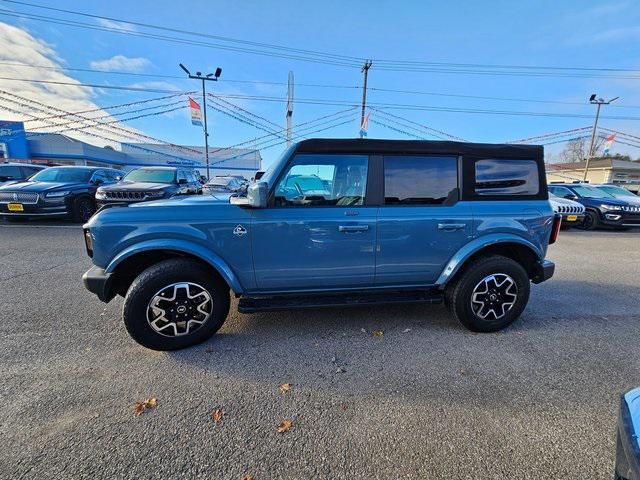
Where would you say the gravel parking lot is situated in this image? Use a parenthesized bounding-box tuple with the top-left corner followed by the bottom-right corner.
(1, 222, 639, 479)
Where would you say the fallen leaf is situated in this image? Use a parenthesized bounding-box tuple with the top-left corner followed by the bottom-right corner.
(360, 328, 367, 333)
(133, 397, 158, 416)
(372, 330, 384, 337)
(211, 409, 224, 422)
(279, 383, 291, 394)
(204, 347, 214, 353)
(277, 419, 293, 433)
(459, 369, 466, 376)
(402, 328, 412, 333)
(515, 332, 524, 336)
(241, 476, 254, 480)
(341, 404, 348, 411)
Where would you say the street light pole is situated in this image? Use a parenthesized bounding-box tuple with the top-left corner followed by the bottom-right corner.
(179, 63, 222, 180)
(360, 60, 372, 139)
(584, 93, 619, 181)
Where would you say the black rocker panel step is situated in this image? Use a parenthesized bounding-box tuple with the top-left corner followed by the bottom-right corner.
(238, 289, 443, 313)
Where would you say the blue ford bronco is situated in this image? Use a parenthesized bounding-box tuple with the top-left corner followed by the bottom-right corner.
(82, 139, 559, 350)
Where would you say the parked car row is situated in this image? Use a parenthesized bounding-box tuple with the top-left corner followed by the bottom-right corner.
(549, 182, 640, 230)
(0, 163, 248, 223)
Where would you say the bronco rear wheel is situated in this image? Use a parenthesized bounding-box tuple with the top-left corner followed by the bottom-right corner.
(446, 255, 530, 332)
(122, 258, 230, 350)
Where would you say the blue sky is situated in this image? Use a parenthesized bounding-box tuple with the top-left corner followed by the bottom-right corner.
(1, 0, 640, 166)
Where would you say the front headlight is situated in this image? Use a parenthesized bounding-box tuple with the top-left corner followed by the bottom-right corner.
(95, 190, 106, 200)
(601, 204, 622, 211)
(45, 190, 70, 198)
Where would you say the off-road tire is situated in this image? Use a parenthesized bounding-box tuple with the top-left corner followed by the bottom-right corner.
(122, 258, 230, 350)
(446, 255, 530, 332)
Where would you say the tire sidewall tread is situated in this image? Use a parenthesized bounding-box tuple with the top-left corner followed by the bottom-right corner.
(449, 255, 530, 333)
(122, 258, 230, 351)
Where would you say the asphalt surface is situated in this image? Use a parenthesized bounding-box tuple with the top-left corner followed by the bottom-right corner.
(1, 222, 639, 479)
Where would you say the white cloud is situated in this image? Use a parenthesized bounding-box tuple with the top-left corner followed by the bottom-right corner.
(90, 54, 151, 72)
(0, 22, 143, 147)
(96, 18, 137, 33)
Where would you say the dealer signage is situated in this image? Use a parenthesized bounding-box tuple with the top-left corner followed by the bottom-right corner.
(0, 120, 30, 159)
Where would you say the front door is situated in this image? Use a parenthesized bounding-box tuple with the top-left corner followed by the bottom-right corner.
(251, 153, 376, 291)
(375, 155, 474, 285)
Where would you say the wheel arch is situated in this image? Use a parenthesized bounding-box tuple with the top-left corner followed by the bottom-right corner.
(105, 241, 243, 298)
(437, 236, 542, 288)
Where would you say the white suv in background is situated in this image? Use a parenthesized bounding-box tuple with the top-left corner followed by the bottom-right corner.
(549, 192, 585, 229)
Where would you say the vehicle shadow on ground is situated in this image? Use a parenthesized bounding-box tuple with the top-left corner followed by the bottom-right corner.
(164, 278, 640, 402)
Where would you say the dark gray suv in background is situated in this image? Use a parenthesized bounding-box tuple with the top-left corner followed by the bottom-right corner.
(95, 166, 202, 207)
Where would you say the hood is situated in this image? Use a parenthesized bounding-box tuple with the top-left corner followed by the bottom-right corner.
(549, 195, 583, 208)
(99, 181, 174, 192)
(129, 192, 233, 208)
(0, 181, 87, 193)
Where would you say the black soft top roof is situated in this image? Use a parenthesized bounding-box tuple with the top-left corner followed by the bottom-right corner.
(295, 138, 542, 160)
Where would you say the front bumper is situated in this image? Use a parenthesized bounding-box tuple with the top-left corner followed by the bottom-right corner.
(532, 259, 555, 284)
(559, 212, 585, 225)
(600, 212, 640, 227)
(82, 265, 115, 303)
(0, 201, 70, 217)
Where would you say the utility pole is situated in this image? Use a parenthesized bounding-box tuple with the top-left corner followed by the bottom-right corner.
(286, 71, 294, 147)
(360, 60, 372, 138)
(584, 93, 618, 181)
(179, 63, 222, 180)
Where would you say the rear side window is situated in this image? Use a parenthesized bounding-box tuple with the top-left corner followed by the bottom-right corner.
(384, 156, 457, 205)
(474, 159, 539, 196)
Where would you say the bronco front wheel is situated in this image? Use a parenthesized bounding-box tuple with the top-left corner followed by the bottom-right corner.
(122, 258, 230, 350)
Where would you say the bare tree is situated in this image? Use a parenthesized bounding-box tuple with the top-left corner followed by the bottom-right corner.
(558, 137, 587, 163)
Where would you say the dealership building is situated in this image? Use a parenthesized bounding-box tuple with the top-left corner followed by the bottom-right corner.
(0, 121, 262, 178)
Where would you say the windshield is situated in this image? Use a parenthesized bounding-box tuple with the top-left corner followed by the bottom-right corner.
(208, 177, 232, 186)
(30, 167, 93, 183)
(597, 185, 636, 197)
(124, 169, 175, 184)
(572, 185, 615, 199)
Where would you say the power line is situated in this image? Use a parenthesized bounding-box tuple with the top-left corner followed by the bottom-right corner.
(0, 97, 197, 163)
(22, 92, 192, 123)
(0, 0, 363, 64)
(0, 8, 360, 69)
(31, 99, 186, 130)
(0, 90, 202, 156)
(371, 108, 468, 141)
(11, 59, 640, 109)
(4, 1, 640, 77)
(369, 118, 429, 140)
(0, 75, 189, 93)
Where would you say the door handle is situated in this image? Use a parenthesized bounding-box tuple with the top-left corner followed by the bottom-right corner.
(339, 225, 369, 233)
(438, 223, 466, 231)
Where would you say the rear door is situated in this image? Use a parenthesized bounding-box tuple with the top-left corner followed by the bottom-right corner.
(251, 153, 377, 291)
(375, 155, 474, 285)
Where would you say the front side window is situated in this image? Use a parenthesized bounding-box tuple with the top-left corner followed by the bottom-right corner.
(0, 165, 22, 179)
(548, 186, 574, 198)
(384, 155, 457, 205)
(274, 154, 368, 207)
(475, 159, 539, 196)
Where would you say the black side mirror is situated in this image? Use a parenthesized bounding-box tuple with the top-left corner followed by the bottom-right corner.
(93, 178, 104, 186)
(564, 194, 578, 200)
(178, 178, 187, 185)
(0, 175, 14, 182)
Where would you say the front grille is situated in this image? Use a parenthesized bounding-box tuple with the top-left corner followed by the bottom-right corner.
(0, 192, 39, 204)
(557, 205, 583, 214)
(104, 191, 147, 200)
(622, 205, 640, 213)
